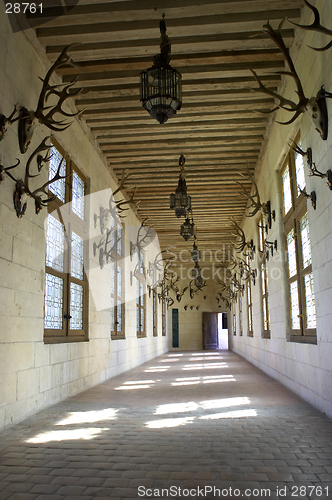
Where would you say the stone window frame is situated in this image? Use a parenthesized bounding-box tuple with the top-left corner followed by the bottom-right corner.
(280, 138, 317, 344)
(110, 216, 125, 340)
(44, 140, 88, 344)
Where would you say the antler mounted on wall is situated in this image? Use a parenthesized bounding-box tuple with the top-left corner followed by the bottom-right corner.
(0, 105, 19, 141)
(230, 218, 255, 257)
(250, 20, 332, 140)
(0, 158, 20, 183)
(18, 45, 83, 153)
(289, 140, 332, 190)
(13, 137, 68, 217)
(287, 0, 332, 51)
(235, 165, 275, 228)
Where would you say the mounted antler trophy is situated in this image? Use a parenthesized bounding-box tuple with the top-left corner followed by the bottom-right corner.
(250, 20, 332, 140)
(94, 170, 139, 235)
(289, 140, 332, 190)
(0, 105, 19, 141)
(287, 0, 332, 52)
(0, 158, 20, 183)
(18, 45, 83, 154)
(230, 218, 255, 257)
(235, 165, 275, 228)
(11, 137, 68, 217)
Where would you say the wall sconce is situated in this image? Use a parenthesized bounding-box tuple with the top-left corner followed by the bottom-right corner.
(170, 155, 191, 218)
(140, 15, 182, 124)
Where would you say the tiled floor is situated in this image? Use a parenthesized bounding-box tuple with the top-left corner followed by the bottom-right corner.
(0, 350, 331, 500)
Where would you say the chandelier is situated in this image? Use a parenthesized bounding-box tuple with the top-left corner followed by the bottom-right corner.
(170, 155, 191, 218)
(140, 15, 182, 124)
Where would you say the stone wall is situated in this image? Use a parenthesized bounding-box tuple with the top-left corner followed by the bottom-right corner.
(229, 0, 332, 419)
(0, 6, 169, 431)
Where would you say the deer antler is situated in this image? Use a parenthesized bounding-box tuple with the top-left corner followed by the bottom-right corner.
(0, 158, 20, 183)
(14, 137, 70, 216)
(236, 167, 263, 217)
(287, 0, 332, 51)
(34, 44, 83, 131)
(136, 218, 156, 251)
(250, 20, 309, 125)
(0, 105, 19, 140)
(109, 170, 139, 219)
(230, 218, 248, 253)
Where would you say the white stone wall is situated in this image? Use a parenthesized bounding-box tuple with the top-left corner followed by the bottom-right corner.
(0, 6, 169, 431)
(230, 0, 332, 419)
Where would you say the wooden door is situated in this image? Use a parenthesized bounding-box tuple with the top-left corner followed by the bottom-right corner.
(202, 312, 218, 350)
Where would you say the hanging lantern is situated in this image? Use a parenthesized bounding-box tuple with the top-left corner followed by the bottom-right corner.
(170, 155, 191, 218)
(191, 261, 200, 279)
(140, 15, 182, 124)
(180, 217, 194, 241)
(194, 274, 204, 289)
(191, 241, 201, 262)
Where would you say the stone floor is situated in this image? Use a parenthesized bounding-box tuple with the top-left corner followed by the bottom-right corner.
(0, 350, 331, 500)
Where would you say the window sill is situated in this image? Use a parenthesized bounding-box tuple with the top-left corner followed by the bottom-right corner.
(289, 335, 317, 345)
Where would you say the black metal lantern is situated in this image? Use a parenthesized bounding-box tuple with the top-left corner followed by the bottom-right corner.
(191, 241, 201, 263)
(180, 217, 194, 241)
(195, 274, 204, 289)
(140, 16, 182, 124)
(170, 155, 191, 218)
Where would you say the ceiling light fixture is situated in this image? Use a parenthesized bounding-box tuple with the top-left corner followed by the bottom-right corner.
(140, 14, 182, 124)
(170, 155, 191, 218)
(180, 216, 195, 241)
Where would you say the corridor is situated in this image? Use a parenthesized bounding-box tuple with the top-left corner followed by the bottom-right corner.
(0, 350, 331, 500)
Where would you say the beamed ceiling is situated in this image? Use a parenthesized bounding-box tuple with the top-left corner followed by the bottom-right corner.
(29, 0, 303, 257)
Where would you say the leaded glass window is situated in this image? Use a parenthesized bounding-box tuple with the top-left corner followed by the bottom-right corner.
(46, 214, 65, 272)
(44, 274, 63, 329)
(281, 135, 316, 343)
(295, 148, 306, 196)
(72, 172, 85, 220)
(259, 215, 270, 338)
(136, 248, 146, 337)
(110, 216, 124, 339)
(282, 164, 292, 215)
(44, 141, 87, 343)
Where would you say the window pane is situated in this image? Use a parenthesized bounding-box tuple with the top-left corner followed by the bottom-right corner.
(117, 300, 122, 330)
(70, 283, 83, 330)
(117, 266, 122, 297)
(263, 297, 268, 330)
(300, 212, 312, 268)
(72, 172, 85, 220)
(304, 273, 316, 329)
(71, 232, 84, 280)
(261, 264, 266, 294)
(44, 273, 63, 329)
(290, 281, 300, 329)
(282, 165, 292, 215)
(117, 227, 122, 255)
(295, 149, 306, 196)
(49, 147, 66, 202)
(286, 230, 297, 278)
(110, 261, 115, 295)
(110, 297, 115, 331)
(46, 214, 65, 272)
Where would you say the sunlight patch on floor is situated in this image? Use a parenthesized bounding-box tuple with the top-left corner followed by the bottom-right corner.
(56, 408, 119, 425)
(26, 427, 108, 443)
(146, 417, 194, 429)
